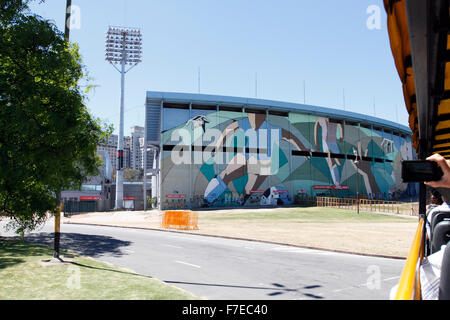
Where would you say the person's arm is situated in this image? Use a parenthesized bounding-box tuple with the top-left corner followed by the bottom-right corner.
(424, 154, 450, 188)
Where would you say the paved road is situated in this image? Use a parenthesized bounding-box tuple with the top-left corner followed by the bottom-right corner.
(0, 220, 404, 300)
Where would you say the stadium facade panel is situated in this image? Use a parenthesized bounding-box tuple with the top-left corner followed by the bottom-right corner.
(146, 92, 416, 209)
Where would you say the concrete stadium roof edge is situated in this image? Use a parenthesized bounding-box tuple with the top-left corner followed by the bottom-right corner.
(146, 91, 412, 135)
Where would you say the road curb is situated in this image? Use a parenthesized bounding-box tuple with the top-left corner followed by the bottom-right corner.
(64, 221, 407, 260)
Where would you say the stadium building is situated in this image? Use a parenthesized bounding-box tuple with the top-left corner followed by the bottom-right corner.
(144, 92, 416, 210)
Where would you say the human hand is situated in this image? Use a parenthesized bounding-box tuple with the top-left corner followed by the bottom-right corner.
(424, 154, 450, 188)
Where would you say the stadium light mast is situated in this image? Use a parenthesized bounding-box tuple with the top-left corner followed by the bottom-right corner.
(105, 26, 142, 209)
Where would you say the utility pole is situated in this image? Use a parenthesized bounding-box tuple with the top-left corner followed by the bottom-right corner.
(106, 26, 143, 210)
(373, 96, 376, 117)
(65, 0, 72, 39)
(255, 72, 258, 98)
(343, 88, 346, 111)
(198, 67, 201, 94)
(396, 104, 399, 123)
(53, 0, 73, 260)
(303, 80, 306, 104)
(354, 159, 360, 214)
(143, 109, 148, 211)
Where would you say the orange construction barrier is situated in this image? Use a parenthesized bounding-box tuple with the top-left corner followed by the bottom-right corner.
(161, 210, 198, 230)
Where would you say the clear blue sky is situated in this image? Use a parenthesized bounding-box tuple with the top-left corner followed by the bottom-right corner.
(29, 0, 407, 136)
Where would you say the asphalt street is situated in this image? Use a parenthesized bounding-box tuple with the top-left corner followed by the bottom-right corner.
(0, 220, 405, 300)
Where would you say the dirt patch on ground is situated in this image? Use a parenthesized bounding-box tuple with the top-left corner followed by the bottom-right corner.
(64, 209, 418, 258)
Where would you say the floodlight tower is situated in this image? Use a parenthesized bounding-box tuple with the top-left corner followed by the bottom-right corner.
(105, 26, 142, 209)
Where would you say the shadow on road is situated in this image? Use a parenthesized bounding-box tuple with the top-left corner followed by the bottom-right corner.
(22, 232, 133, 258)
(164, 280, 324, 299)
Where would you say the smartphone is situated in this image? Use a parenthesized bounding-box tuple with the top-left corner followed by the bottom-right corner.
(401, 160, 444, 183)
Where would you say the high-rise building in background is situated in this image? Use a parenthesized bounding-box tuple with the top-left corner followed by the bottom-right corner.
(124, 136, 131, 169)
(131, 126, 144, 170)
(97, 126, 152, 173)
(97, 134, 119, 173)
(139, 136, 154, 171)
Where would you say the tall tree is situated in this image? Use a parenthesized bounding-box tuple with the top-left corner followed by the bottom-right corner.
(0, 0, 111, 234)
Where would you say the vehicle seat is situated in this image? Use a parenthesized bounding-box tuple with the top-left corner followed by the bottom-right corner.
(431, 219, 450, 254)
(431, 211, 450, 237)
(439, 244, 450, 300)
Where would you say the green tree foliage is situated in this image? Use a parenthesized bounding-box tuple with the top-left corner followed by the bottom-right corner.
(0, 1, 112, 234)
(123, 168, 143, 182)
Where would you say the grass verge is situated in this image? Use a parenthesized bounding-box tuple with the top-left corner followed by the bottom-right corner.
(0, 237, 198, 300)
(194, 207, 417, 257)
(199, 206, 416, 223)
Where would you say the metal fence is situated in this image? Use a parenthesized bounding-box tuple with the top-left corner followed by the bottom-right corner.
(63, 200, 97, 215)
(316, 197, 419, 216)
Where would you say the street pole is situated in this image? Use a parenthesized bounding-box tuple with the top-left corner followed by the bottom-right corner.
(356, 167, 360, 214)
(355, 160, 360, 214)
(53, 0, 72, 259)
(65, 0, 72, 40)
(143, 108, 147, 211)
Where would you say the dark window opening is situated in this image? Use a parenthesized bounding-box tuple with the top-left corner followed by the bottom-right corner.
(268, 110, 288, 117)
(219, 106, 243, 112)
(163, 103, 190, 109)
(312, 152, 328, 158)
(329, 119, 343, 124)
(245, 108, 267, 115)
(292, 150, 311, 157)
(192, 104, 217, 111)
(330, 153, 346, 159)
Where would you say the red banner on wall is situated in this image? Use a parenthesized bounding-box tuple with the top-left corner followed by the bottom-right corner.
(333, 185, 350, 190)
(313, 186, 332, 190)
(165, 194, 187, 198)
(313, 185, 350, 190)
(80, 196, 102, 201)
(123, 197, 135, 200)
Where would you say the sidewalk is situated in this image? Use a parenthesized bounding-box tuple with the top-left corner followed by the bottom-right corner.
(64, 210, 163, 229)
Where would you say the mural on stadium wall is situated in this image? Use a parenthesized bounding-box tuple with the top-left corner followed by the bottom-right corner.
(160, 107, 416, 209)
